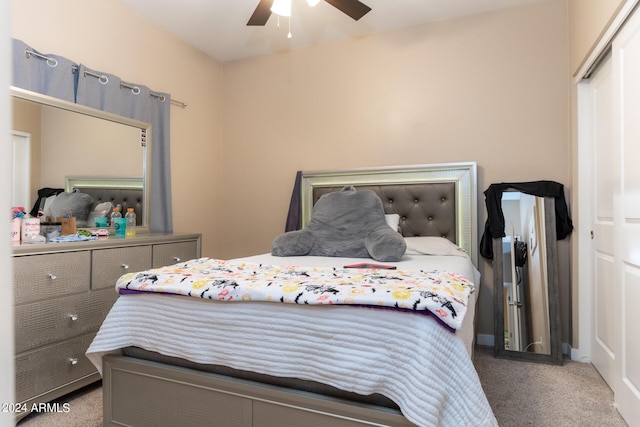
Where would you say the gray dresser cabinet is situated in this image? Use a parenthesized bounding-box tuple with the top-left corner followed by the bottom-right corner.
(12, 233, 201, 420)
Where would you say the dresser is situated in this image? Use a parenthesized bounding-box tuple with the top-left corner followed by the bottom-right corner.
(12, 233, 201, 420)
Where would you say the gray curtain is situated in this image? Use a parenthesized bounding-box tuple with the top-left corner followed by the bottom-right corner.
(141, 87, 173, 233)
(75, 65, 173, 232)
(12, 39, 76, 102)
(11, 38, 173, 233)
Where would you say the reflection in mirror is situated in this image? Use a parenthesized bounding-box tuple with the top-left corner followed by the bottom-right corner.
(10, 86, 151, 232)
(501, 192, 550, 354)
(493, 193, 562, 365)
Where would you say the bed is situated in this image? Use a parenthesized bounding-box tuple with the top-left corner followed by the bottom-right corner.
(86, 163, 497, 427)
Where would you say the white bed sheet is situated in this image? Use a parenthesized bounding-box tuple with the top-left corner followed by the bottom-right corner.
(235, 253, 481, 355)
(86, 253, 496, 427)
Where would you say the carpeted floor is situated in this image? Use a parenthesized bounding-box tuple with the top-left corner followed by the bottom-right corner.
(474, 346, 627, 426)
(16, 347, 628, 426)
(16, 381, 102, 427)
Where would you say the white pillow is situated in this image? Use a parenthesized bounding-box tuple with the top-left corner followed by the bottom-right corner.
(404, 236, 467, 257)
(385, 214, 400, 232)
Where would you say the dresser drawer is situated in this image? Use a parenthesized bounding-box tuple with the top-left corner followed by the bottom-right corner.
(92, 245, 152, 290)
(153, 241, 199, 268)
(14, 252, 91, 304)
(15, 288, 119, 353)
(15, 333, 97, 403)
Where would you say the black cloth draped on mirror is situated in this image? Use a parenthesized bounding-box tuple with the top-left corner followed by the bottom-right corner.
(480, 180, 573, 259)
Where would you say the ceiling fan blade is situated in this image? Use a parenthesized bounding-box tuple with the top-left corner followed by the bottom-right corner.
(324, 0, 371, 21)
(247, 0, 275, 26)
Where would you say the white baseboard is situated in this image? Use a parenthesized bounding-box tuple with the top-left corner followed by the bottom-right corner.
(563, 342, 572, 358)
(569, 345, 593, 363)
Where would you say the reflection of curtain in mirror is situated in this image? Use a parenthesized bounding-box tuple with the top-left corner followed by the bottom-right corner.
(75, 65, 172, 233)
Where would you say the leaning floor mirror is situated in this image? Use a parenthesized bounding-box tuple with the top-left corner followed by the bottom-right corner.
(493, 191, 563, 365)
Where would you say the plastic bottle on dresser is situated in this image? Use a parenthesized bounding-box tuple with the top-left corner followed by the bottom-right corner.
(110, 207, 121, 227)
(125, 208, 136, 237)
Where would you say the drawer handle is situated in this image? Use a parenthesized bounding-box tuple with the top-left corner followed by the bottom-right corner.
(48, 273, 57, 280)
(121, 263, 129, 270)
(69, 314, 78, 322)
(173, 256, 181, 262)
(68, 357, 78, 366)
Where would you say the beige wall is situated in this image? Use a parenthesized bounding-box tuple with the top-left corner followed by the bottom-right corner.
(220, 0, 570, 337)
(221, 1, 571, 259)
(12, 0, 570, 338)
(568, 0, 625, 75)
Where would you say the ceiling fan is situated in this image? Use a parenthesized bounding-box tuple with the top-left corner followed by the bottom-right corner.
(247, 0, 372, 26)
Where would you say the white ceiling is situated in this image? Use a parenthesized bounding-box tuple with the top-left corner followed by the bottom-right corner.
(115, 0, 549, 62)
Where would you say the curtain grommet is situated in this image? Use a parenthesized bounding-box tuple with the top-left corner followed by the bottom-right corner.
(24, 49, 58, 68)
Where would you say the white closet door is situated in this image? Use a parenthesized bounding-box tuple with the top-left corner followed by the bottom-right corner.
(588, 55, 621, 393)
(579, 4, 640, 426)
(611, 8, 640, 423)
(582, 7, 640, 425)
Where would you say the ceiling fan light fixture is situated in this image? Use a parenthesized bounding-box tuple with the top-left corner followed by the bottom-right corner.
(271, 0, 292, 17)
(307, 0, 321, 6)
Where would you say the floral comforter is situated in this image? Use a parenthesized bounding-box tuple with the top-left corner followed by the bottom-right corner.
(116, 257, 475, 330)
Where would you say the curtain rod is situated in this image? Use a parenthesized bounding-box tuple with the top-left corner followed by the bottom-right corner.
(25, 49, 188, 107)
(119, 81, 188, 108)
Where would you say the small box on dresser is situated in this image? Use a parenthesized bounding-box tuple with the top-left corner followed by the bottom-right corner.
(12, 233, 201, 420)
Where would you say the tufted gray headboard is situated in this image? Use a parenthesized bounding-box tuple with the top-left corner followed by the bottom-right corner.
(301, 163, 478, 265)
(65, 176, 144, 226)
(76, 187, 143, 226)
(313, 182, 457, 241)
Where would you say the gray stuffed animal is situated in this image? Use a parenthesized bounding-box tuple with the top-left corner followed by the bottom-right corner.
(271, 186, 406, 262)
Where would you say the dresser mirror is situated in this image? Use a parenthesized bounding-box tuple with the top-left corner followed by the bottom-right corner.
(493, 192, 562, 364)
(10, 86, 151, 232)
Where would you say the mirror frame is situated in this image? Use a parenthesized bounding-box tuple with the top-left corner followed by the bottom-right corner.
(493, 195, 563, 364)
(10, 86, 152, 233)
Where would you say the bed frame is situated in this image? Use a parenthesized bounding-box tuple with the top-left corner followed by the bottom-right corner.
(101, 162, 478, 427)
